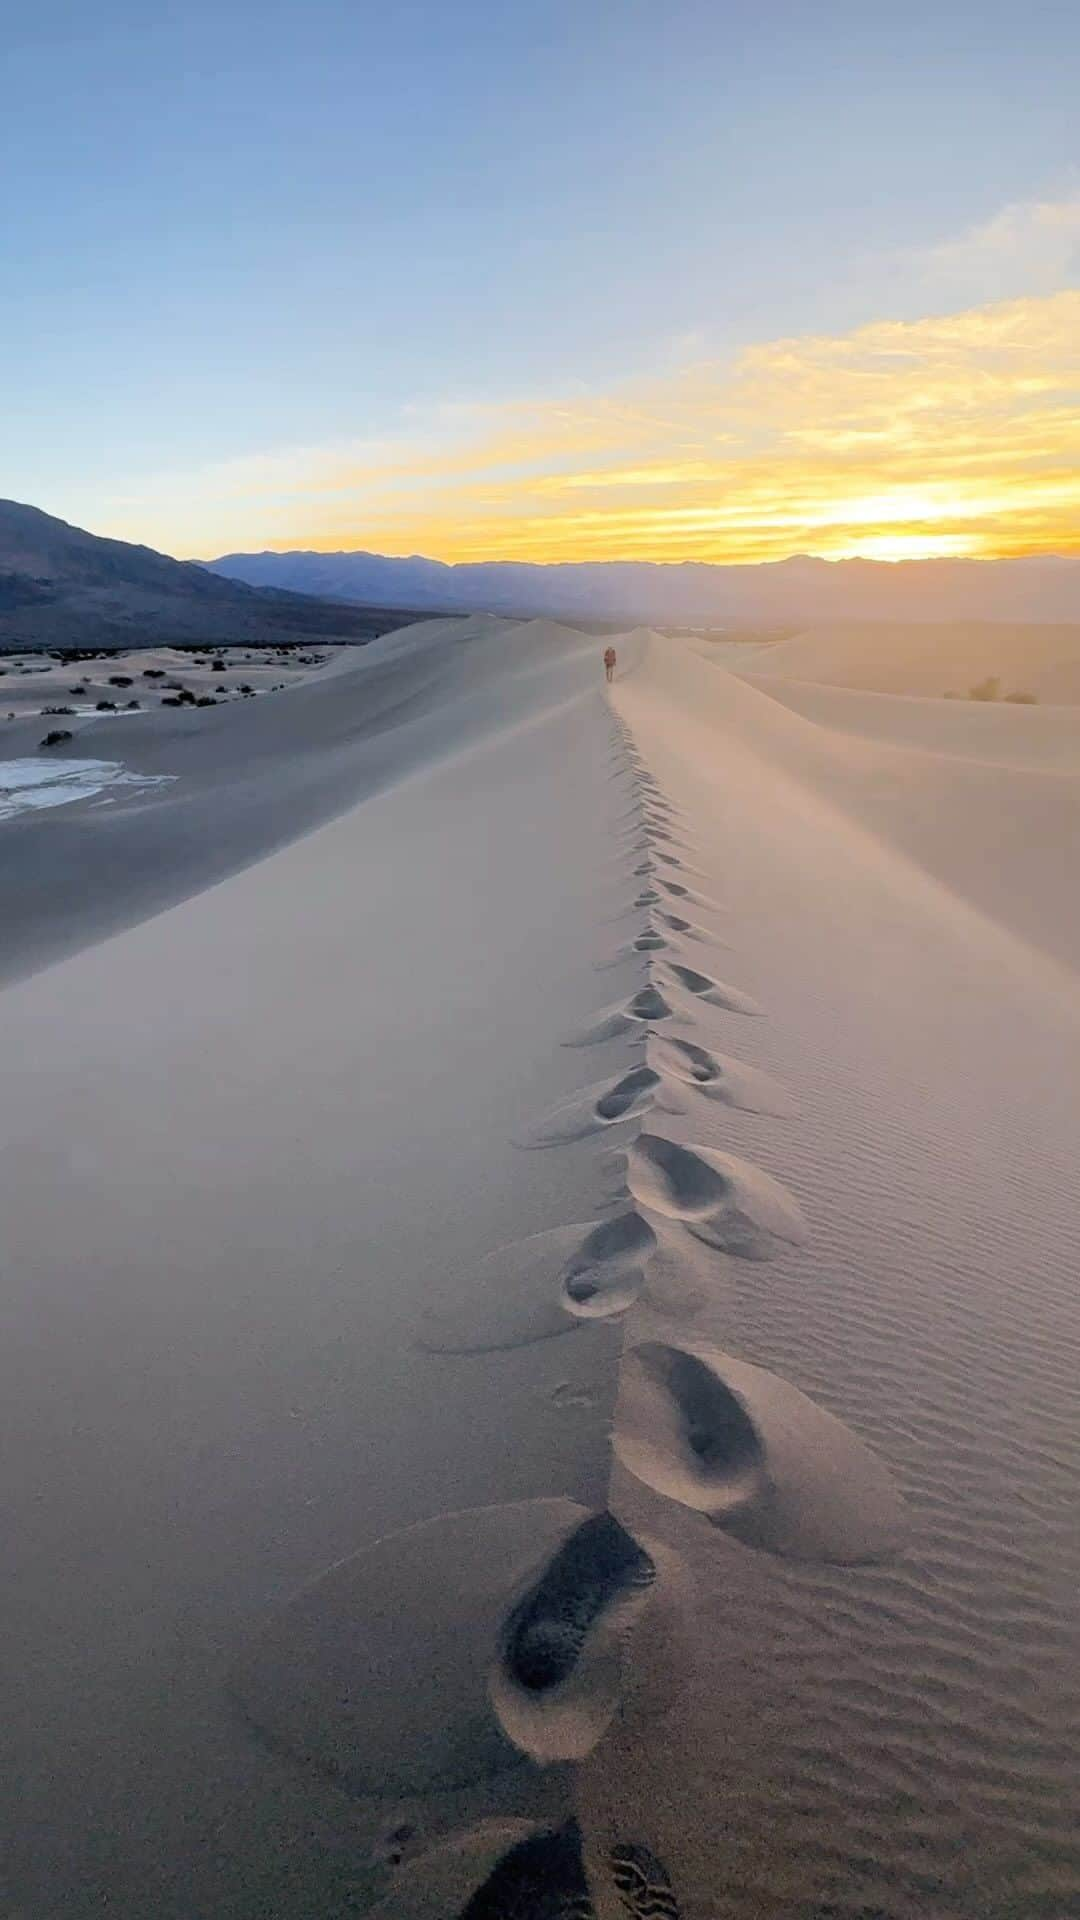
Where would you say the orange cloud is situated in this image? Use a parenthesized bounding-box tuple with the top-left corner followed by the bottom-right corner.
(113, 291, 1080, 564)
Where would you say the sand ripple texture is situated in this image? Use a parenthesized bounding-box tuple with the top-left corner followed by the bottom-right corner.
(586, 632, 1080, 1920)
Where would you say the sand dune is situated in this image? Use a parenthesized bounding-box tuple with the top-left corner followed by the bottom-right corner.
(673, 640, 1080, 975)
(742, 671, 1080, 769)
(746, 617, 1080, 699)
(2, 612, 1078, 1917)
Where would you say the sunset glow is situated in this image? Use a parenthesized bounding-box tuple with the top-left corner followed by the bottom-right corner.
(103, 290, 1080, 567)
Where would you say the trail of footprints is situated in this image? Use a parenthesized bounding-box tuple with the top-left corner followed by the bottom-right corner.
(231, 709, 908, 1916)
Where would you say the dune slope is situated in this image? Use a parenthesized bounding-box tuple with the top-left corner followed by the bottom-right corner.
(578, 631, 1080, 1918)
(1, 619, 1078, 1919)
(749, 618, 1080, 700)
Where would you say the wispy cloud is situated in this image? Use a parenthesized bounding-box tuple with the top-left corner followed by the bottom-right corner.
(888, 192, 1080, 309)
(103, 283, 1080, 566)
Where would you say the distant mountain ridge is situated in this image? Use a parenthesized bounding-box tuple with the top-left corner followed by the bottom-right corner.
(0, 500, 429, 649)
(208, 546, 1080, 626)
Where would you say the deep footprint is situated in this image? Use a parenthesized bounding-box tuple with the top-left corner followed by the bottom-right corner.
(651, 1035, 796, 1115)
(491, 1512, 656, 1761)
(520, 1067, 663, 1147)
(565, 986, 673, 1046)
(461, 1823, 595, 1919)
(613, 1339, 908, 1564)
(627, 1132, 808, 1259)
(661, 962, 761, 1015)
(230, 1499, 592, 1793)
(560, 1208, 657, 1319)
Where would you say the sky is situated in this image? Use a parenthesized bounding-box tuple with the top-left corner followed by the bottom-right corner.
(3, 0, 1079, 565)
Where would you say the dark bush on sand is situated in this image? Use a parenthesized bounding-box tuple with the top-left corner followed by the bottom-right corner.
(195, 695, 218, 707)
(95, 699, 117, 711)
(108, 675, 134, 687)
(143, 668, 165, 678)
(43, 705, 75, 715)
(947, 679, 1039, 705)
(40, 729, 73, 746)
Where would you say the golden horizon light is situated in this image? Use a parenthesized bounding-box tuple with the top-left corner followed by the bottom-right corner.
(109, 291, 1080, 566)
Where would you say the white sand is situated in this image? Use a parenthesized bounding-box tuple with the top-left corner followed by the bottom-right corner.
(745, 617, 1080, 701)
(1, 615, 1078, 1916)
(579, 630, 1080, 1918)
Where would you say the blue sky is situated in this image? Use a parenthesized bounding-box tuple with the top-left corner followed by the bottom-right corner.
(3, 0, 1079, 559)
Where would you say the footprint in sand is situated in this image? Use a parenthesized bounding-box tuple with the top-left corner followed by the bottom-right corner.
(518, 1066, 667, 1147)
(565, 986, 673, 1047)
(459, 1823, 596, 1918)
(650, 1035, 796, 1116)
(651, 913, 716, 946)
(594, 931, 670, 969)
(365, 1820, 593, 1920)
(659, 961, 760, 1015)
(549, 1380, 596, 1409)
(417, 1211, 654, 1349)
(655, 879, 723, 912)
(626, 1132, 807, 1259)
(559, 1209, 657, 1319)
(489, 1511, 657, 1762)
(651, 850, 704, 877)
(230, 1499, 597, 1794)
(609, 1842, 682, 1918)
(377, 1822, 416, 1868)
(614, 1339, 908, 1564)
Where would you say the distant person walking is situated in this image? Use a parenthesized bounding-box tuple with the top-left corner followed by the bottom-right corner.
(604, 645, 617, 683)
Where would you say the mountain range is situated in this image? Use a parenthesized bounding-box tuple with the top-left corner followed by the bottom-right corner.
(3, 499, 1079, 651)
(207, 546, 1080, 627)
(0, 500, 425, 650)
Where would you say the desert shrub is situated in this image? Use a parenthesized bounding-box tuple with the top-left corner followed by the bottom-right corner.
(195, 695, 218, 707)
(108, 674, 134, 687)
(1005, 690, 1038, 704)
(143, 668, 165, 678)
(968, 675, 1001, 702)
(43, 704, 75, 715)
(212, 659, 226, 671)
(161, 695, 183, 706)
(41, 729, 73, 746)
(96, 699, 117, 711)
(126, 698, 141, 709)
